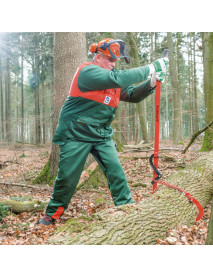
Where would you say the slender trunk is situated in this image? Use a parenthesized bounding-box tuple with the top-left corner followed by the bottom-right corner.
(15, 80, 19, 141)
(200, 32, 213, 151)
(5, 36, 12, 143)
(21, 35, 24, 143)
(0, 55, 4, 141)
(126, 32, 149, 143)
(193, 33, 199, 132)
(165, 79, 169, 138)
(187, 34, 193, 137)
(34, 34, 41, 144)
(42, 79, 45, 144)
(167, 32, 182, 144)
(205, 201, 213, 245)
(150, 32, 155, 140)
(176, 32, 183, 141)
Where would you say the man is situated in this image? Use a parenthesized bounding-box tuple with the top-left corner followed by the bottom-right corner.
(38, 38, 168, 225)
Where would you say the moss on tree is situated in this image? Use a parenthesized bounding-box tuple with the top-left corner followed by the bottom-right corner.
(200, 131, 213, 152)
(32, 160, 56, 186)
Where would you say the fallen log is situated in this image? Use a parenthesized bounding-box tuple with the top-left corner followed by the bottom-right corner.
(0, 199, 47, 213)
(49, 152, 213, 245)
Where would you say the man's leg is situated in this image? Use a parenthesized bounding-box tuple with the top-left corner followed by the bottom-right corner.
(46, 140, 92, 219)
(91, 140, 133, 206)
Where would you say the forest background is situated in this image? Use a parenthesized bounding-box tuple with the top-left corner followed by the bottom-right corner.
(0, 32, 212, 151)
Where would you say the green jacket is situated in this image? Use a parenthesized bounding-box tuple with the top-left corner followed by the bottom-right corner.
(53, 62, 155, 145)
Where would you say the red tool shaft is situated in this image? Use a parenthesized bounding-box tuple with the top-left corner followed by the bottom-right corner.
(152, 80, 161, 193)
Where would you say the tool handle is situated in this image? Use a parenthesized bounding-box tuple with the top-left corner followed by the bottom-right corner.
(162, 49, 170, 58)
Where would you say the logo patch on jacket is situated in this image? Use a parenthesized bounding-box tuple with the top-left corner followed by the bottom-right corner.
(104, 96, 111, 105)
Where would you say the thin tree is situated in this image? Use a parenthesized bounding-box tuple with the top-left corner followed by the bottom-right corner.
(0, 55, 4, 141)
(5, 34, 12, 143)
(167, 32, 182, 144)
(126, 32, 149, 143)
(20, 34, 24, 143)
(200, 32, 213, 151)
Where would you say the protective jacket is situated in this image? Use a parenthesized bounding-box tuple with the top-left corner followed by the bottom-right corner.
(53, 62, 154, 145)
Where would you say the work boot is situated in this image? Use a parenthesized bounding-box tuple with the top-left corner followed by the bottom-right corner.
(37, 214, 55, 226)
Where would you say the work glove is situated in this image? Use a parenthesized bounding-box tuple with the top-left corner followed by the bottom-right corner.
(149, 57, 169, 75)
(150, 71, 167, 87)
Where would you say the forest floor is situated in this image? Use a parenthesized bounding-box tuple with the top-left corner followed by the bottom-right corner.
(0, 140, 211, 245)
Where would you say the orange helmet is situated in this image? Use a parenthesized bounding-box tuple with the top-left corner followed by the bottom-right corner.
(89, 38, 130, 64)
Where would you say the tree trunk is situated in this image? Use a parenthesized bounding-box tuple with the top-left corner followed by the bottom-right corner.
(192, 33, 199, 132)
(126, 32, 149, 143)
(21, 34, 24, 143)
(200, 32, 213, 151)
(5, 34, 12, 143)
(50, 32, 87, 176)
(0, 55, 4, 141)
(205, 201, 213, 245)
(34, 33, 41, 144)
(49, 152, 213, 245)
(187, 33, 193, 137)
(41, 69, 46, 145)
(167, 32, 182, 144)
(150, 32, 155, 140)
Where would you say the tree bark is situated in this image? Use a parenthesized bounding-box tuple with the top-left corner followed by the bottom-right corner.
(50, 32, 87, 176)
(205, 201, 213, 244)
(34, 33, 41, 144)
(167, 32, 182, 144)
(192, 33, 199, 132)
(5, 34, 12, 143)
(49, 152, 213, 245)
(126, 32, 149, 143)
(200, 32, 213, 151)
(20, 34, 24, 143)
(0, 54, 4, 141)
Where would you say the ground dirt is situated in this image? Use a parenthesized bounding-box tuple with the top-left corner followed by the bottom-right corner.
(0, 141, 211, 245)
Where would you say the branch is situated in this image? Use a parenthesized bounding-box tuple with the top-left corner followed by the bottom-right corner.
(182, 120, 213, 154)
(0, 181, 50, 190)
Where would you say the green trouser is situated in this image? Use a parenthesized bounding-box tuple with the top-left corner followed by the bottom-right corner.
(46, 139, 133, 219)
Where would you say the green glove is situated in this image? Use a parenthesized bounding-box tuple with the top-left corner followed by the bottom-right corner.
(149, 57, 169, 74)
(150, 71, 167, 87)
(155, 71, 166, 82)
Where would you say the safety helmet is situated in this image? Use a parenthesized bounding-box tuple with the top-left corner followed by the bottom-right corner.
(89, 38, 130, 64)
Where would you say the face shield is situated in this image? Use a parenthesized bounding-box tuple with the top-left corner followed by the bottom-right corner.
(99, 39, 130, 64)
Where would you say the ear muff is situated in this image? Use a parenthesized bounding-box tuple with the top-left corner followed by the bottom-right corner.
(89, 43, 98, 53)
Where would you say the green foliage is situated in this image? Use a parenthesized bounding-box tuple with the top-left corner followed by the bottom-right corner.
(20, 152, 26, 158)
(95, 198, 107, 204)
(0, 203, 11, 221)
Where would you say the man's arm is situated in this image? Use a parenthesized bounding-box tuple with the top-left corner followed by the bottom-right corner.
(120, 79, 156, 103)
(78, 64, 150, 92)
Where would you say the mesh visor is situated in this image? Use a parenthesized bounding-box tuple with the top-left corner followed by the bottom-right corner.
(107, 40, 130, 64)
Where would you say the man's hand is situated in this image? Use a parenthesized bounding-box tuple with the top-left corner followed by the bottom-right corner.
(150, 71, 167, 87)
(149, 57, 169, 75)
